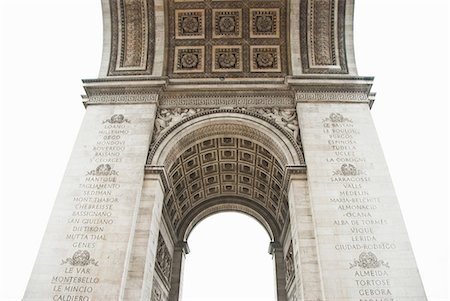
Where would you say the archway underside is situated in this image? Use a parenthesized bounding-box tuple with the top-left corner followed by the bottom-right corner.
(163, 137, 289, 239)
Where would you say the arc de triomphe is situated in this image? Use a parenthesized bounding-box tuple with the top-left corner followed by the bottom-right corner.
(25, 1, 427, 300)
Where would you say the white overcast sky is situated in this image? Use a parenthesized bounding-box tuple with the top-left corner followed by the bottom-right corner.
(0, 1, 448, 300)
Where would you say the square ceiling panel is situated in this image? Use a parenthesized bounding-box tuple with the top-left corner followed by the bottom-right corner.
(167, 0, 288, 78)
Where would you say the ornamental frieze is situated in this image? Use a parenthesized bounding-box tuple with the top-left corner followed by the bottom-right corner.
(151, 107, 301, 146)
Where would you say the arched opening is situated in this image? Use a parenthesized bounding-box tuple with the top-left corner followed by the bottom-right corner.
(182, 212, 276, 301)
(146, 112, 305, 301)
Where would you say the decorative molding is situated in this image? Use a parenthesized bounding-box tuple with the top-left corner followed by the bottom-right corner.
(295, 91, 368, 102)
(83, 86, 161, 105)
(300, 0, 348, 74)
(108, 0, 155, 76)
(159, 91, 294, 108)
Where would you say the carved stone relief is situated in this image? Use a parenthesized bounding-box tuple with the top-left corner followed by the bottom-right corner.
(167, 0, 288, 77)
(250, 108, 299, 142)
(108, 0, 155, 76)
(300, 0, 348, 74)
(151, 108, 301, 148)
(285, 242, 295, 288)
(156, 233, 172, 283)
(150, 279, 168, 301)
(152, 108, 205, 143)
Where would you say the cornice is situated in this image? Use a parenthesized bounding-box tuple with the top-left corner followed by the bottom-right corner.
(82, 77, 167, 106)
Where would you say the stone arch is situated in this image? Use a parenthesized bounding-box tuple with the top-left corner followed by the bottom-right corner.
(146, 111, 302, 301)
(149, 110, 304, 167)
(180, 196, 280, 242)
(147, 111, 305, 239)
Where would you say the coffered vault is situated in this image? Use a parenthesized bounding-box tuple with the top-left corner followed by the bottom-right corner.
(101, 0, 357, 78)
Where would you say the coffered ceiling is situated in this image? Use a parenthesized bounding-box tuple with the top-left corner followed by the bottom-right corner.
(167, 0, 288, 78)
(103, 0, 355, 78)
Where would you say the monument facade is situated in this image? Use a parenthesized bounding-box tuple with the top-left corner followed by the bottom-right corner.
(24, 1, 427, 300)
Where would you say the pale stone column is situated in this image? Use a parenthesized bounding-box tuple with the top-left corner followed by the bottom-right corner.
(123, 174, 165, 300)
(269, 242, 288, 301)
(288, 174, 323, 301)
(168, 242, 189, 301)
(295, 99, 427, 300)
(24, 103, 158, 300)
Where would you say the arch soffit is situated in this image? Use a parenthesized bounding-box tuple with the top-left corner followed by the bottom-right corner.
(99, 0, 356, 77)
(179, 196, 280, 242)
(149, 111, 303, 168)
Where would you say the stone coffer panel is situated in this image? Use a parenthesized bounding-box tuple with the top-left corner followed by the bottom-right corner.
(100, 0, 357, 77)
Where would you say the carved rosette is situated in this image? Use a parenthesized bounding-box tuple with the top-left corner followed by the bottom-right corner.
(167, 0, 287, 77)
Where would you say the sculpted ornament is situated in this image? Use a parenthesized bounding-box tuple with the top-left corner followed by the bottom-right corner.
(151, 281, 163, 301)
(61, 250, 98, 267)
(153, 108, 203, 142)
(253, 108, 300, 142)
(86, 164, 119, 176)
(322, 112, 352, 123)
(156, 234, 172, 282)
(218, 53, 237, 68)
(333, 164, 365, 176)
(285, 243, 295, 285)
(103, 114, 130, 124)
(181, 16, 199, 33)
(256, 16, 273, 32)
(219, 16, 235, 32)
(256, 52, 275, 68)
(350, 252, 390, 269)
(180, 53, 199, 68)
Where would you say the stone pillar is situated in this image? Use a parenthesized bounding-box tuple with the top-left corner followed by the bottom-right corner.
(269, 242, 288, 301)
(123, 174, 165, 300)
(168, 242, 189, 301)
(295, 99, 427, 300)
(24, 103, 158, 300)
(288, 173, 323, 301)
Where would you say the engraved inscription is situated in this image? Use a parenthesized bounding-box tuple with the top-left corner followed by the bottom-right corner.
(51, 113, 134, 300)
(322, 112, 395, 300)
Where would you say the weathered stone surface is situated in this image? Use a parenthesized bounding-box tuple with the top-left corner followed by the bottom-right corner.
(296, 102, 427, 300)
(24, 104, 157, 300)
